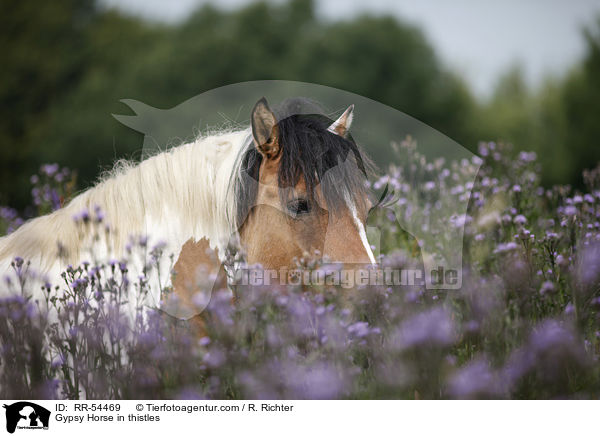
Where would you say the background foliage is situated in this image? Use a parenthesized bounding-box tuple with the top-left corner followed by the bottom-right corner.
(1, 0, 599, 210)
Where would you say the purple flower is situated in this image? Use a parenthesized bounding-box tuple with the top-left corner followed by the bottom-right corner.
(539, 281, 556, 295)
(72, 209, 90, 223)
(50, 189, 61, 210)
(392, 307, 457, 349)
(450, 214, 471, 228)
(513, 215, 527, 225)
(424, 181, 436, 191)
(203, 348, 226, 368)
(478, 142, 490, 157)
(50, 356, 65, 370)
(575, 242, 600, 287)
(176, 389, 206, 400)
(448, 358, 505, 399)
(40, 163, 59, 177)
(72, 277, 88, 291)
(92, 205, 105, 222)
(564, 303, 575, 315)
(518, 151, 537, 163)
(502, 318, 587, 389)
(493, 242, 518, 254)
(347, 321, 371, 339)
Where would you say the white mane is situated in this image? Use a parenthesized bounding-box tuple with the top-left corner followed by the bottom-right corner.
(0, 128, 250, 302)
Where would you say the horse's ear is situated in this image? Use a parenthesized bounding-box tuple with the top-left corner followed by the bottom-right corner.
(251, 97, 280, 159)
(328, 104, 354, 137)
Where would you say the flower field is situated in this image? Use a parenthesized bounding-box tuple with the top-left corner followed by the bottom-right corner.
(1, 140, 599, 399)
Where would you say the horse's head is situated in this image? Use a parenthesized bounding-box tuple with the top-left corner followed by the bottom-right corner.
(235, 97, 376, 271)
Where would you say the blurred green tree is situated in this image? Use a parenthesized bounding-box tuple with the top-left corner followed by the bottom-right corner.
(2, 0, 478, 210)
(562, 17, 600, 185)
(1, 0, 599, 209)
(0, 0, 96, 208)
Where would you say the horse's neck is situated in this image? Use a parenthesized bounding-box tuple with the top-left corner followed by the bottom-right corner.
(105, 130, 247, 261)
(0, 130, 248, 309)
(0, 130, 248, 288)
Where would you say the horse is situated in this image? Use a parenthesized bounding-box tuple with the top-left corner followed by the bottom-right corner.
(0, 97, 376, 317)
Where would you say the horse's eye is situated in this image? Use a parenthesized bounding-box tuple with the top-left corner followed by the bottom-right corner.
(287, 198, 311, 217)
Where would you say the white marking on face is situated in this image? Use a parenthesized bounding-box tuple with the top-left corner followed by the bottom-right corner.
(348, 198, 377, 265)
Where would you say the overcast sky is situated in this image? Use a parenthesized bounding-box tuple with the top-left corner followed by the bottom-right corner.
(100, 0, 600, 99)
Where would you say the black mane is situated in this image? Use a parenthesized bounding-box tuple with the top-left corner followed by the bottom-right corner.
(231, 98, 374, 229)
